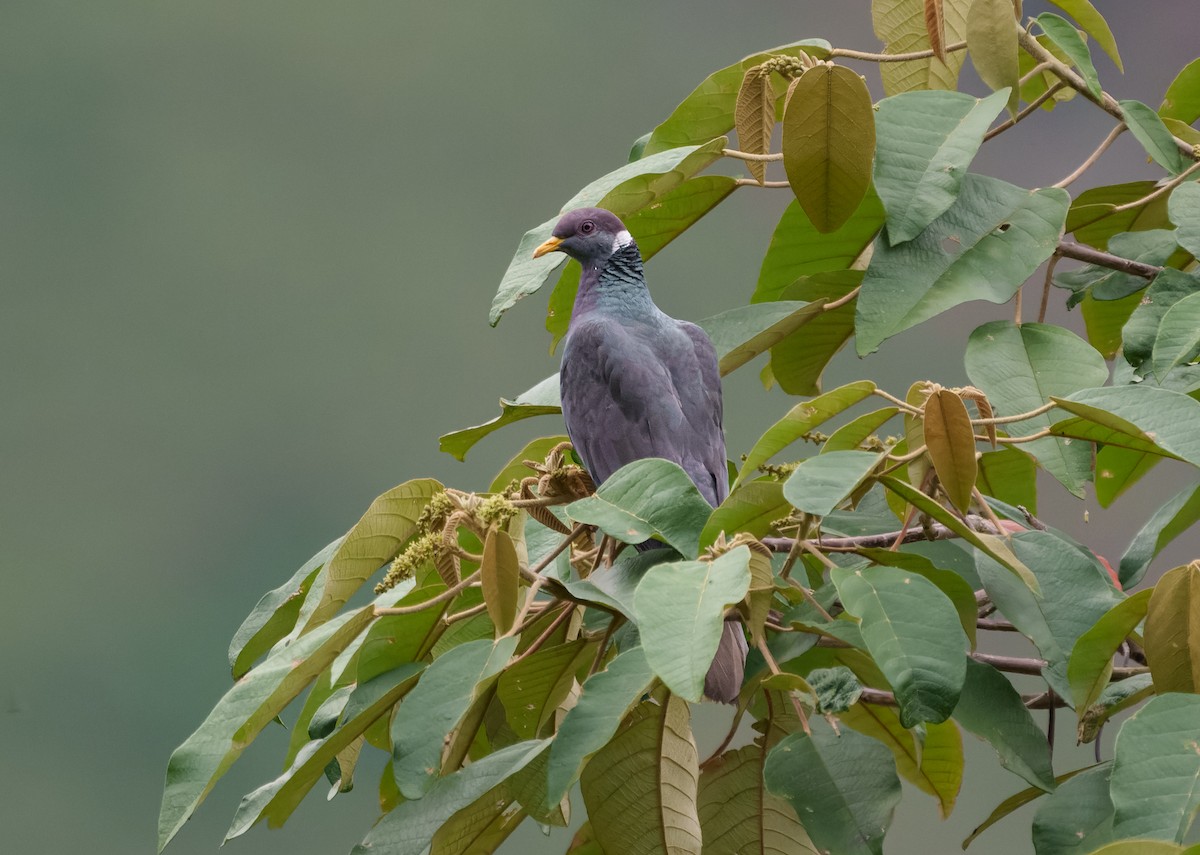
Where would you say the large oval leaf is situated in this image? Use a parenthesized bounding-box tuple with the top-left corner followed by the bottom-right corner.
(1047, 0, 1123, 70)
(1036, 13, 1101, 98)
(633, 547, 751, 702)
(1168, 182, 1200, 261)
(831, 564, 969, 726)
(966, 0, 1019, 115)
(783, 450, 884, 517)
(923, 388, 978, 513)
(698, 744, 817, 854)
(1160, 57, 1200, 124)
(1031, 763, 1115, 854)
(1144, 561, 1200, 694)
(1052, 384, 1200, 467)
(782, 65, 876, 233)
(700, 480, 791, 548)
(1067, 589, 1153, 714)
(1119, 99, 1192, 175)
(856, 176, 1069, 355)
(1152, 291, 1200, 382)
(872, 0, 970, 95)
(965, 321, 1108, 497)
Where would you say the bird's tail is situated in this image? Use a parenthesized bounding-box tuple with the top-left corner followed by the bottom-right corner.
(704, 621, 749, 704)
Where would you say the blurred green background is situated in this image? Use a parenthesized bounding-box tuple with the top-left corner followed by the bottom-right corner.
(3, 2, 1195, 853)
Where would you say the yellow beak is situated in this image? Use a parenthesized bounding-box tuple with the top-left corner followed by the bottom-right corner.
(532, 236, 564, 258)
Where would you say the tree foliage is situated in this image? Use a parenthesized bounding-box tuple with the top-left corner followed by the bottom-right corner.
(161, 4, 1200, 854)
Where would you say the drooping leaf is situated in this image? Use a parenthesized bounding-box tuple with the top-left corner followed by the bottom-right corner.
(497, 638, 593, 741)
(581, 694, 701, 855)
(965, 321, 1109, 497)
(644, 40, 833, 155)
(1119, 99, 1192, 175)
(702, 300, 830, 375)
(763, 721, 902, 855)
(1124, 269, 1200, 376)
(1169, 181, 1200, 259)
(856, 175, 1069, 354)
(873, 89, 1008, 243)
(1119, 480, 1200, 587)
(439, 374, 561, 461)
(966, 0, 1019, 115)
(783, 450, 885, 517)
(782, 64, 876, 233)
(856, 548, 979, 645)
(1079, 673, 1156, 746)
(1152, 291, 1200, 381)
(953, 659, 1056, 792)
(769, 271, 863, 394)
(700, 480, 791, 548)
(1052, 384, 1200, 467)
(923, 388, 977, 513)
(351, 740, 548, 855)
(298, 479, 442, 633)
(229, 537, 339, 678)
(356, 579, 451, 683)
(872, 0, 970, 95)
(1031, 762, 1115, 854)
(1144, 561, 1200, 694)
(391, 636, 518, 800)
(1110, 694, 1200, 842)
(225, 663, 425, 840)
(1160, 57, 1200, 124)
(1036, 13, 1101, 98)
(831, 564, 968, 726)
(489, 139, 725, 325)
(961, 766, 1100, 849)
(1046, 0, 1123, 70)
(735, 67, 776, 183)
(633, 547, 752, 701)
(752, 195, 884, 304)
(735, 380, 876, 488)
(1067, 589, 1153, 714)
(480, 528, 520, 636)
(566, 458, 712, 558)
(427, 781, 526, 855)
(545, 646, 656, 807)
(697, 744, 817, 855)
(545, 175, 737, 349)
(977, 446, 1038, 512)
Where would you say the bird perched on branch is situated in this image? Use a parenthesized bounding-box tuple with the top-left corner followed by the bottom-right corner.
(533, 207, 747, 703)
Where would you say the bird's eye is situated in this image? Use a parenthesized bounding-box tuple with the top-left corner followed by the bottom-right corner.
(580, 220, 596, 235)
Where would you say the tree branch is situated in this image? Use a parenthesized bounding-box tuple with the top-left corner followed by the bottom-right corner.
(1056, 242, 1163, 279)
(829, 41, 967, 63)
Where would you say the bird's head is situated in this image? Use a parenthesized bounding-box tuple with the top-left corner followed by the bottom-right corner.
(532, 207, 634, 266)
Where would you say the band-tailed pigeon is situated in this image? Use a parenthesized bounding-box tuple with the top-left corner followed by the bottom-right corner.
(533, 207, 747, 703)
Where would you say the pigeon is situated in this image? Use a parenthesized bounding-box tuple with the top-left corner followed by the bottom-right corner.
(533, 207, 747, 703)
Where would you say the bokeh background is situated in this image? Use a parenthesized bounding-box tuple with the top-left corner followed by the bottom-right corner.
(3, 2, 1196, 853)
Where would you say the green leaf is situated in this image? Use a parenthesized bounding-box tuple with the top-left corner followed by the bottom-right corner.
(581, 694, 701, 855)
(1123, 269, 1200, 376)
(880, 476, 1040, 594)
(1119, 99, 1192, 175)
(832, 564, 968, 726)
(977, 447, 1038, 512)
(1068, 589, 1153, 714)
(643, 40, 832, 155)
(701, 300, 830, 376)
(1032, 762, 1115, 854)
(700, 480, 791, 549)
(1046, 0, 1123, 70)
(1079, 674, 1156, 745)
(566, 458, 712, 558)
(770, 271, 863, 395)
(229, 537, 338, 678)
(1169, 182, 1200, 260)
(923, 388, 978, 513)
(488, 139, 725, 325)
(545, 175, 737, 349)
(439, 374, 561, 461)
(856, 175, 1069, 354)
(497, 638, 593, 740)
(480, 528, 519, 636)
(225, 663, 425, 840)
(783, 450, 884, 517)
(158, 605, 379, 852)
(633, 547, 751, 701)
(1055, 229, 1178, 307)
(782, 64, 876, 233)
(298, 479, 442, 633)
(1144, 561, 1200, 694)
(856, 548, 979, 646)
(872, 0, 970, 95)
(697, 744, 817, 855)
(966, 0, 1019, 115)
(1052, 384, 1200, 466)
(1160, 57, 1200, 124)
(735, 380, 876, 489)
(1110, 694, 1200, 842)
(1067, 181, 1174, 250)
(825, 407, 899, 452)
(428, 783, 526, 855)
(356, 580, 451, 683)
(874, 89, 1008, 243)
(1084, 843, 1193, 855)
(1036, 13, 1101, 98)
(1152, 291, 1200, 381)
(965, 321, 1109, 497)
(489, 435, 569, 493)
(391, 636, 517, 799)
(961, 765, 1100, 849)
(545, 646, 655, 807)
(1119, 480, 1200, 587)
(351, 739, 548, 855)
(1095, 444, 1160, 508)
(752, 195, 884, 304)
(764, 721, 902, 855)
(953, 659, 1056, 792)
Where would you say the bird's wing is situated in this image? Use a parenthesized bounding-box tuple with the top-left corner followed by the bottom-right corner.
(676, 320, 729, 504)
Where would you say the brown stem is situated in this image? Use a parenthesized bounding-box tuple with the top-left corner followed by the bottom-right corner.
(1056, 242, 1162, 279)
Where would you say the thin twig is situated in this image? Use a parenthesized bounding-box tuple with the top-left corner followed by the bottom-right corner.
(734, 178, 791, 188)
(786, 575, 836, 623)
(972, 402, 1057, 425)
(973, 429, 1052, 444)
(829, 40, 966, 63)
(763, 514, 1002, 553)
(1014, 284, 1023, 325)
(823, 286, 861, 311)
(444, 601, 490, 625)
(523, 523, 588, 583)
(977, 618, 1020, 632)
(1055, 242, 1162, 278)
(983, 81, 1068, 142)
(757, 637, 811, 734)
(1038, 253, 1060, 324)
(723, 148, 783, 162)
(508, 603, 575, 665)
(375, 569, 481, 616)
(1053, 124, 1125, 189)
(1110, 159, 1200, 212)
(589, 615, 623, 676)
(506, 575, 546, 637)
(871, 387, 922, 414)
